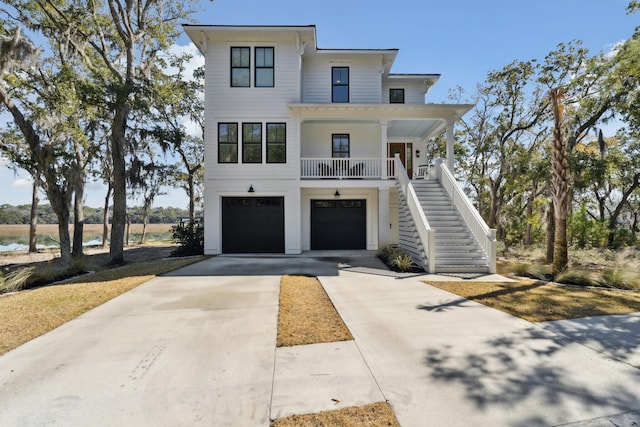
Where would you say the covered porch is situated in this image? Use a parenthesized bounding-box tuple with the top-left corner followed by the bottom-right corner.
(291, 103, 473, 181)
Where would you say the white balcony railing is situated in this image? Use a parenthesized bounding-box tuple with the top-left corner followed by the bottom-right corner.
(435, 158, 497, 273)
(301, 158, 395, 179)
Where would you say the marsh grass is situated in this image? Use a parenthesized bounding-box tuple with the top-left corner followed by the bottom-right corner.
(0, 266, 35, 293)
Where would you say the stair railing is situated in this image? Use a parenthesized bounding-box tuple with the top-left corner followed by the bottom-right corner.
(435, 158, 497, 273)
(395, 154, 436, 272)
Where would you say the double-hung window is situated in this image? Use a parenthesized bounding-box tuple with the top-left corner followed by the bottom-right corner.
(242, 123, 262, 163)
(231, 47, 250, 87)
(266, 123, 286, 163)
(255, 47, 274, 87)
(332, 134, 350, 158)
(218, 123, 238, 163)
(332, 67, 349, 103)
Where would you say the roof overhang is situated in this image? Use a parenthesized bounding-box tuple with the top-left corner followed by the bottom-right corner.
(290, 103, 474, 140)
(182, 24, 317, 54)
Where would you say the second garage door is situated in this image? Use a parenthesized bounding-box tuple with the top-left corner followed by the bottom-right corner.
(222, 197, 284, 253)
(311, 199, 366, 250)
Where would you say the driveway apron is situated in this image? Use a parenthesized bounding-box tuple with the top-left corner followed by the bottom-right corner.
(0, 263, 280, 427)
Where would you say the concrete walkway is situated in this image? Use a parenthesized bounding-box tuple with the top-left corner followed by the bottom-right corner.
(1, 255, 639, 426)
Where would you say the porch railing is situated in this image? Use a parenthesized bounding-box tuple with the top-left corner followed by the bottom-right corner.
(435, 158, 497, 273)
(301, 158, 395, 179)
(395, 155, 436, 272)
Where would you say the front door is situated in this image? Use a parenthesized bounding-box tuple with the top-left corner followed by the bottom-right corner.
(388, 142, 413, 177)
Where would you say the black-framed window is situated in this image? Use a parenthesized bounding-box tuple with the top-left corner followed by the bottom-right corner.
(231, 47, 250, 87)
(255, 47, 274, 87)
(332, 67, 349, 103)
(332, 134, 350, 158)
(390, 88, 405, 104)
(218, 123, 238, 163)
(266, 123, 286, 163)
(242, 123, 262, 163)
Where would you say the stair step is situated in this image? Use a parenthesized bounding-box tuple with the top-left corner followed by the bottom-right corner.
(402, 179, 492, 275)
(435, 265, 490, 274)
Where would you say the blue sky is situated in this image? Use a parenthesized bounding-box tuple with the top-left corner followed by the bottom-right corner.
(1, 0, 636, 208)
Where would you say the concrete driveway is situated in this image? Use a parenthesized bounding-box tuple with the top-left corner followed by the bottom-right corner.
(1, 254, 639, 426)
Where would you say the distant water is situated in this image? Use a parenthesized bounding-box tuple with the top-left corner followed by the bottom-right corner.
(0, 239, 103, 252)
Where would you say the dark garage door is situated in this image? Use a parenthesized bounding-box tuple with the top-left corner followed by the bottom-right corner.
(311, 199, 366, 250)
(222, 197, 284, 253)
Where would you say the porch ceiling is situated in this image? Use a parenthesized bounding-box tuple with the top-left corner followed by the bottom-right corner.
(387, 119, 444, 139)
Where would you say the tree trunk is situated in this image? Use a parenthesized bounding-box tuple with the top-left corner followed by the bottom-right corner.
(57, 215, 72, 266)
(29, 178, 39, 253)
(47, 186, 72, 266)
(550, 88, 569, 275)
(524, 183, 537, 247)
(109, 103, 128, 264)
(126, 214, 131, 247)
(102, 183, 112, 249)
(72, 181, 85, 258)
(140, 216, 148, 244)
(72, 143, 87, 257)
(188, 171, 196, 223)
(546, 200, 555, 264)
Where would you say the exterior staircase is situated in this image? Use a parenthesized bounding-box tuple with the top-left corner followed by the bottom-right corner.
(412, 179, 490, 274)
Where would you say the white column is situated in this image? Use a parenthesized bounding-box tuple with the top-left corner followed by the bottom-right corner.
(446, 122, 455, 172)
(378, 187, 390, 247)
(380, 121, 388, 178)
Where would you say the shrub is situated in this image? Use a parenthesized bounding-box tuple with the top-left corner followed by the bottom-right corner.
(509, 262, 551, 280)
(392, 253, 414, 272)
(601, 267, 640, 290)
(555, 269, 602, 287)
(377, 245, 419, 272)
(171, 220, 204, 257)
(0, 266, 35, 294)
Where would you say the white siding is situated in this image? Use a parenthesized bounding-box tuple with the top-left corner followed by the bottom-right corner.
(302, 54, 382, 104)
(203, 32, 302, 181)
(382, 80, 425, 104)
(301, 122, 381, 158)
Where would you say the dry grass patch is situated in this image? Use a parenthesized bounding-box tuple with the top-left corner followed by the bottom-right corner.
(277, 275, 353, 347)
(0, 256, 203, 355)
(426, 279, 640, 322)
(271, 402, 400, 427)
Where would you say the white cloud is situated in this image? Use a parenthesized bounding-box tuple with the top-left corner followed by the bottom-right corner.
(604, 40, 626, 60)
(165, 42, 205, 81)
(11, 177, 33, 189)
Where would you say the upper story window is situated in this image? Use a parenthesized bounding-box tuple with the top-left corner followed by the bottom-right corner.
(231, 47, 250, 87)
(218, 123, 238, 163)
(332, 67, 349, 103)
(332, 134, 350, 158)
(266, 123, 286, 163)
(242, 123, 262, 163)
(255, 47, 274, 87)
(390, 88, 405, 104)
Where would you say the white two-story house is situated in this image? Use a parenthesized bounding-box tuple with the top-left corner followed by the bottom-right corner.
(184, 24, 496, 274)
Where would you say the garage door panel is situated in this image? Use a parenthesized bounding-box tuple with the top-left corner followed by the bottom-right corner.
(222, 197, 284, 253)
(311, 199, 366, 250)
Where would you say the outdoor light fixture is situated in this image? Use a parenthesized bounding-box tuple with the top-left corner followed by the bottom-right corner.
(248, 185, 255, 193)
(334, 189, 340, 198)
